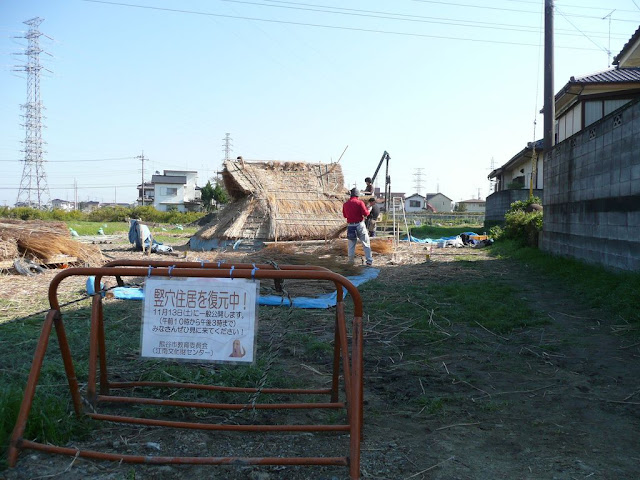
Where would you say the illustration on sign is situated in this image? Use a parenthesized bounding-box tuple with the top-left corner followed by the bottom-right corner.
(140, 277, 259, 363)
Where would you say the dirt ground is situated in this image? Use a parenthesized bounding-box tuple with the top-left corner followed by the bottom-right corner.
(2, 236, 639, 480)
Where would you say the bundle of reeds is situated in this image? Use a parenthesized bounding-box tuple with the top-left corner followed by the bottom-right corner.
(329, 237, 394, 256)
(0, 238, 19, 260)
(0, 222, 103, 265)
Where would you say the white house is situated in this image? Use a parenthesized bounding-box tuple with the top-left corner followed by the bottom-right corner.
(404, 194, 425, 213)
(152, 170, 202, 212)
(51, 199, 75, 212)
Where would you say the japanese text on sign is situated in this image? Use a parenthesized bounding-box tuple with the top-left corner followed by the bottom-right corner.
(141, 277, 258, 363)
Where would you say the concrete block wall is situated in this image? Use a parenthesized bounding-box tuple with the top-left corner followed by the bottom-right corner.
(541, 98, 640, 271)
(485, 189, 543, 224)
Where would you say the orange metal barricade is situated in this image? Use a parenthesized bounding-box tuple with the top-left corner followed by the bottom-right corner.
(8, 263, 364, 479)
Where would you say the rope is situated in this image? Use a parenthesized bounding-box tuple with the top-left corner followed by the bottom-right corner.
(221, 259, 293, 424)
(0, 282, 127, 326)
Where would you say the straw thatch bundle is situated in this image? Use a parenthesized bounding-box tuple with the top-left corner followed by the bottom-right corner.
(0, 238, 19, 260)
(193, 160, 348, 245)
(0, 222, 103, 265)
(330, 238, 395, 256)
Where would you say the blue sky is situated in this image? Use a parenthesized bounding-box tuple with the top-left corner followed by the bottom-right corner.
(1, 0, 639, 206)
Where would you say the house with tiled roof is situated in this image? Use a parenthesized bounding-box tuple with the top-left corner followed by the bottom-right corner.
(541, 26, 640, 271)
(486, 140, 544, 225)
(554, 67, 640, 144)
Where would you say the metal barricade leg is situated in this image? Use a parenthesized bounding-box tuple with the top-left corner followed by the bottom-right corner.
(54, 312, 84, 416)
(8, 310, 58, 466)
(97, 296, 110, 395)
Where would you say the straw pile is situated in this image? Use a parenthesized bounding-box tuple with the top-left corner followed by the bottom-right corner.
(0, 239, 19, 259)
(0, 221, 103, 265)
(331, 237, 395, 256)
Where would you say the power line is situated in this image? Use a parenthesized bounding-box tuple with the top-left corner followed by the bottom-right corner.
(222, 0, 629, 39)
(80, 0, 623, 50)
(0, 184, 139, 190)
(510, 0, 640, 15)
(409, 0, 640, 22)
(556, 6, 609, 54)
(0, 156, 136, 163)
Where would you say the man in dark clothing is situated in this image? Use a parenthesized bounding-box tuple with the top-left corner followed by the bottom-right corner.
(366, 197, 380, 238)
(363, 177, 374, 195)
(342, 188, 373, 265)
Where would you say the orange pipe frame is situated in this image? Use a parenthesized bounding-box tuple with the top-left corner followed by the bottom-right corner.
(8, 263, 364, 480)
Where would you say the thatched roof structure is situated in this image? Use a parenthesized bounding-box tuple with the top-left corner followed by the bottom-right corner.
(192, 160, 347, 246)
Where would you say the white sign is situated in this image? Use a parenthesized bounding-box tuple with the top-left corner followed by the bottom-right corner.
(140, 277, 258, 363)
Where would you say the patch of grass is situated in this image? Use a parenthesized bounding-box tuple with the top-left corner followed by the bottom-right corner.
(66, 221, 130, 236)
(65, 221, 197, 240)
(478, 400, 509, 412)
(413, 395, 446, 415)
(288, 332, 333, 360)
(490, 239, 640, 325)
(454, 255, 480, 263)
(427, 282, 548, 334)
(364, 280, 546, 336)
(0, 380, 92, 469)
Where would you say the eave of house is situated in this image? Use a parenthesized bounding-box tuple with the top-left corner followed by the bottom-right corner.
(555, 82, 640, 118)
(152, 175, 187, 185)
(405, 194, 425, 200)
(425, 193, 452, 202)
(554, 67, 640, 117)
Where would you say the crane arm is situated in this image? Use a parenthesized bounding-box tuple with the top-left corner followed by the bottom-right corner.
(371, 150, 390, 184)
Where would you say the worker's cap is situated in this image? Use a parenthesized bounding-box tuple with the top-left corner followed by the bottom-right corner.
(350, 188, 359, 197)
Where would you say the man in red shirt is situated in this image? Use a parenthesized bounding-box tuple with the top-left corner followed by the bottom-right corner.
(342, 188, 373, 265)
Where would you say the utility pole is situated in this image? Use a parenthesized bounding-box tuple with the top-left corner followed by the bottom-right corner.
(137, 151, 147, 206)
(15, 17, 52, 208)
(544, 0, 555, 156)
(74, 178, 78, 210)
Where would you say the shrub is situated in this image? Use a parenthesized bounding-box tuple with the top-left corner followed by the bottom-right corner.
(489, 225, 503, 240)
(0, 206, 205, 225)
(501, 196, 543, 247)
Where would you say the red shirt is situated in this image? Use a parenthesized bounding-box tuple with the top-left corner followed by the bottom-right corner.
(343, 197, 369, 223)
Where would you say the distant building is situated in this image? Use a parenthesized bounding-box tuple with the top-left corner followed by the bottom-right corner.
(51, 199, 75, 212)
(152, 170, 202, 212)
(403, 192, 453, 213)
(404, 194, 426, 213)
(137, 181, 155, 206)
(78, 201, 100, 212)
(101, 202, 132, 208)
(456, 199, 486, 213)
(425, 193, 453, 212)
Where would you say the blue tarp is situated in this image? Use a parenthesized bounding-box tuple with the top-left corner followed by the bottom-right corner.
(86, 267, 380, 309)
(403, 234, 459, 243)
